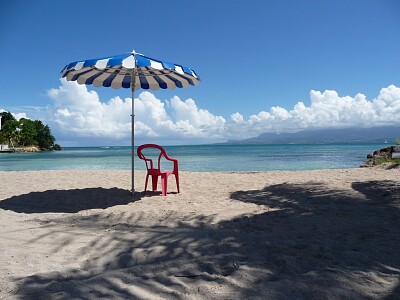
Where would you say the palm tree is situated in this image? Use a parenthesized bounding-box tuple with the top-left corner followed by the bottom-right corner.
(0, 119, 19, 148)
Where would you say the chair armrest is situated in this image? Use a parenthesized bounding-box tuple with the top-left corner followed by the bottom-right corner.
(165, 156, 178, 166)
(163, 152, 177, 162)
(143, 158, 154, 169)
(165, 157, 178, 162)
(162, 154, 179, 171)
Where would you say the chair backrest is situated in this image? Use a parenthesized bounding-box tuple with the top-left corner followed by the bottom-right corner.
(137, 144, 177, 171)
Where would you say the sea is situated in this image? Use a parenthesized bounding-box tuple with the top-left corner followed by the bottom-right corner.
(0, 144, 386, 172)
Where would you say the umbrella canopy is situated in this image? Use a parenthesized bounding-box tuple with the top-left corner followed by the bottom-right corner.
(61, 50, 200, 90)
(61, 51, 200, 194)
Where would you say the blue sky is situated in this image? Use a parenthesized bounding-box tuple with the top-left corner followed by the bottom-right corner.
(1, 0, 400, 146)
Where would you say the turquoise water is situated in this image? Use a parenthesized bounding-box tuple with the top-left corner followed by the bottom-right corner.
(0, 144, 385, 172)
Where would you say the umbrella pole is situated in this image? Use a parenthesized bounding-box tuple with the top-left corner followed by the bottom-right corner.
(131, 87, 135, 195)
(131, 70, 137, 196)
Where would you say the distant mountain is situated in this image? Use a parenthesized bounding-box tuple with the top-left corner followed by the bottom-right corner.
(228, 126, 400, 144)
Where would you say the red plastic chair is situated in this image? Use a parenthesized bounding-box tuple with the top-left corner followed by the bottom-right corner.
(137, 144, 180, 196)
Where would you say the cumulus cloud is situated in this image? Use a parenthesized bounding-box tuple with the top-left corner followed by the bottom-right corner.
(47, 80, 131, 139)
(135, 93, 226, 142)
(225, 85, 400, 140)
(46, 79, 227, 145)
(14, 80, 398, 145)
(231, 112, 244, 123)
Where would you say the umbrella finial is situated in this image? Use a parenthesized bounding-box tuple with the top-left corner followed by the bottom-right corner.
(132, 50, 136, 54)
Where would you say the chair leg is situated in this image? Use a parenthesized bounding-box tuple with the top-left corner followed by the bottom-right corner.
(175, 172, 180, 193)
(161, 174, 168, 196)
(144, 174, 150, 193)
(151, 175, 158, 192)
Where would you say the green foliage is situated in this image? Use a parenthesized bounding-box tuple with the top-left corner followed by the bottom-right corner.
(0, 119, 19, 144)
(18, 118, 37, 146)
(396, 138, 400, 145)
(0, 111, 16, 124)
(379, 157, 400, 164)
(34, 120, 55, 149)
(0, 111, 58, 150)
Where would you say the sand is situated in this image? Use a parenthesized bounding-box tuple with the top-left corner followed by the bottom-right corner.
(0, 167, 399, 299)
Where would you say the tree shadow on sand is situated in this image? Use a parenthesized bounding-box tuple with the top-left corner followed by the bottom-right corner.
(229, 180, 400, 299)
(5, 180, 400, 299)
(0, 188, 141, 213)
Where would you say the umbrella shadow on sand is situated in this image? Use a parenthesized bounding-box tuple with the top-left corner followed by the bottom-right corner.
(4, 180, 400, 299)
(0, 188, 141, 213)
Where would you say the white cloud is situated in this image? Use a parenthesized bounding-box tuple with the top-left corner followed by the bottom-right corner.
(47, 80, 131, 139)
(5, 80, 400, 145)
(224, 85, 400, 140)
(45, 79, 227, 145)
(231, 112, 244, 123)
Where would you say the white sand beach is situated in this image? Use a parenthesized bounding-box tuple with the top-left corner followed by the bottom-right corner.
(0, 167, 399, 299)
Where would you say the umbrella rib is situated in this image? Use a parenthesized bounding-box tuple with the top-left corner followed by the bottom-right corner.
(144, 67, 168, 89)
(170, 72, 196, 86)
(101, 67, 124, 87)
(64, 68, 93, 80)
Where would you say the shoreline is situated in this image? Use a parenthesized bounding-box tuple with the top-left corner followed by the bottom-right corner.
(0, 143, 391, 172)
(1, 168, 399, 298)
(0, 161, 398, 173)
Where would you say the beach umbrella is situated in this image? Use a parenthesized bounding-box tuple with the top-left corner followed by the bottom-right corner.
(61, 50, 200, 194)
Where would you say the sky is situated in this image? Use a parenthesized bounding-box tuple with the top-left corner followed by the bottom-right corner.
(1, 0, 400, 146)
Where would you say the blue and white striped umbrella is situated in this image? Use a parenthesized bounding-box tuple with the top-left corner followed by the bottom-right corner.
(61, 51, 200, 195)
(61, 50, 200, 90)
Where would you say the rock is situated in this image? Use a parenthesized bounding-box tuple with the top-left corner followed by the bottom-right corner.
(14, 146, 41, 152)
(362, 145, 398, 167)
(53, 144, 63, 151)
